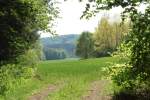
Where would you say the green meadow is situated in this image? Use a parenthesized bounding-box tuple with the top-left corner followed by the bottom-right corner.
(4, 57, 117, 100)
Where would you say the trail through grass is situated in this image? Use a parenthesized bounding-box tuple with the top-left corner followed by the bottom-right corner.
(4, 57, 117, 100)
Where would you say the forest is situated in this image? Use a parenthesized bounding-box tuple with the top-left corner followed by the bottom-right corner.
(0, 0, 150, 100)
(40, 34, 79, 60)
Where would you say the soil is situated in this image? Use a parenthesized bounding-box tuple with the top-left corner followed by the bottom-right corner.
(28, 84, 57, 100)
(28, 80, 112, 100)
(82, 80, 112, 100)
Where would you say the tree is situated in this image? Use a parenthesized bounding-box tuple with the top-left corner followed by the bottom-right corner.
(0, 0, 59, 64)
(0, 0, 59, 95)
(93, 16, 129, 57)
(43, 48, 67, 60)
(82, 0, 150, 98)
(76, 31, 94, 59)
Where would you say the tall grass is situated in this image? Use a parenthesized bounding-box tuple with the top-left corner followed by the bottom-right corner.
(4, 57, 117, 100)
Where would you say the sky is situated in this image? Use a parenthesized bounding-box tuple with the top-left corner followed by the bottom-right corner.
(40, 0, 146, 37)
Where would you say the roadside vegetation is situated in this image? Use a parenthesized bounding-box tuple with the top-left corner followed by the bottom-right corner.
(0, 0, 150, 100)
(3, 57, 116, 100)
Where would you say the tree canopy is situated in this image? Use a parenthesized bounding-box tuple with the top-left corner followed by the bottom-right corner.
(81, 0, 150, 19)
(81, 0, 150, 98)
(93, 16, 129, 57)
(43, 48, 67, 60)
(0, 0, 59, 64)
(76, 31, 94, 59)
(0, 0, 59, 95)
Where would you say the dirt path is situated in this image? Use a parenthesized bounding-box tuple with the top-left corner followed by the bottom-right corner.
(28, 84, 59, 100)
(28, 80, 111, 100)
(82, 80, 112, 100)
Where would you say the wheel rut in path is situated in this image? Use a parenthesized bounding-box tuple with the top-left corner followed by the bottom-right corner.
(28, 84, 60, 100)
(82, 80, 112, 100)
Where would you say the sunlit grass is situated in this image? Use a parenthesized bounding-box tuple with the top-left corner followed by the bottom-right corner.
(4, 57, 117, 100)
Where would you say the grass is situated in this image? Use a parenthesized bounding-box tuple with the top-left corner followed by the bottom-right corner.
(4, 57, 117, 100)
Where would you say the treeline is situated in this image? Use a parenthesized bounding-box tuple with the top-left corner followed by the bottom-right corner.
(42, 48, 66, 60)
(40, 34, 79, 60)
(0, 0, 58, 96)
(76, 16, 129, 59)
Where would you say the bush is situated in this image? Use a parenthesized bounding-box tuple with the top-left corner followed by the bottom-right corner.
(0, 48, 39, 96)
(104, 41, 150, 99)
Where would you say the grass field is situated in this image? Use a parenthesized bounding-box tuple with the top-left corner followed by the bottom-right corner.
(4, 57, 117, 100)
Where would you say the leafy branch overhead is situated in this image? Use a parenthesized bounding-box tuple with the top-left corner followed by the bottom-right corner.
(0, 0, 59, 63)
(0, 0, 60, 95)
(81, 0, 150, 19)
(80, 0, 150, 96)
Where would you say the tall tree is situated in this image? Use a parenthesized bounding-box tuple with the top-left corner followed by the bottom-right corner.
(43, 48, 67, 60)
(82, 0, 150, 97)
(0, 0, 59, 64)
(76, 31, 94, 59)
(0, 0, 59, 95)
(93, 16, 129, 56)
(83, 0, 150, 74)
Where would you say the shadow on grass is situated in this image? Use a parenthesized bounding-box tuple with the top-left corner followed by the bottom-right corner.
(112, 90, 150, 100)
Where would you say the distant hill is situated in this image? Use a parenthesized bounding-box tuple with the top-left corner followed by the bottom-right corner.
(40, 34, 80, 59)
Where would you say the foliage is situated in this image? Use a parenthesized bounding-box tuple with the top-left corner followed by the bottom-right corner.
(76, 31, 94, 59)
(104, 40, 150, 98)
(103, 41, 133, 88)
(81, 0, 149, 19)
(112, 41, 132, 62)
(93, 16, 129, 57)
(0, 0, 59, 63)
(0, 0, 59, 95)
(40, 34, 79, 58)
(128, 6, 150, 77)
(82, 0, 150, 97)
(0, 40, 43, 95)
(43, 48, 67, 60)
(3, 57, 115, 99)
(0, 49, 39, 95)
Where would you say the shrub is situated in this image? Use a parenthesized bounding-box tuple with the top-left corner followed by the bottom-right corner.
(0, 48, 39, 96)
